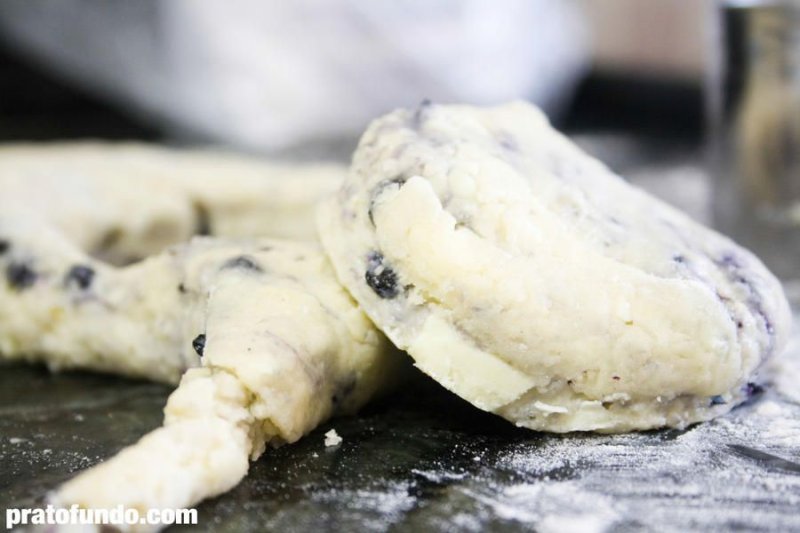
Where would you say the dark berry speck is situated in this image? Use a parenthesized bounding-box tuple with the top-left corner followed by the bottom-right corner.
(718, 252, 741, 270)
(192, 334, 206, 357)
(365, 251, 399, 299)
(222, 255, 263, 273)
(66, 265, 95, 290)
(710, 395, 727, 405)
(745, 382, 764, 398)
(6, 261, 36, 290)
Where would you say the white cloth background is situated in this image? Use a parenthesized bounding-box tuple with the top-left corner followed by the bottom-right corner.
(0, 0, 588, 152)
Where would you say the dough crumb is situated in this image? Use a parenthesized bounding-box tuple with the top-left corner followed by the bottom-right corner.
(324, 429, 342, 447)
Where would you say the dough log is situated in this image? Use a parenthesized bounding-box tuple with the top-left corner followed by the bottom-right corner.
(0, 143, 344, 382)
(0, 143, 402, 528)
(318, 101, 792, 432)
(51, 239, 402, 530)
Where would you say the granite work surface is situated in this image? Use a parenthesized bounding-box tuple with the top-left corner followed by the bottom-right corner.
(0, 309, 798, 532)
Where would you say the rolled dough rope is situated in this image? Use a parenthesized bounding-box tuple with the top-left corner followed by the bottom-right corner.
(318, 101, 793, 433)
(0, 143, 344, 382)
(50, 238, 402, 529)
(0, 142, 343, 264)
(0, 144, 401, 527)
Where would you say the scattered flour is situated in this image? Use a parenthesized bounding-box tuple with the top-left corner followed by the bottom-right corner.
(487, 310, 800, 532)
(324, 429, 343, 447)
(311, 481, 416, 531)
(300, 310, 800, 532)
(462, 481, 619, 530)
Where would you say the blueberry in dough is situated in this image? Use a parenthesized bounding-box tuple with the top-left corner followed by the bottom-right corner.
(192, 334, 206, 357)
(66, 265, 95, 290)
(6, 261, 36, 290)
(221, 255, 263, 273)
(365, 251, 399, 299)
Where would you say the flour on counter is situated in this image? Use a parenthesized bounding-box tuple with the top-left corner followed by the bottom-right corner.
(325, 429, 343, 447)
(312, 311, 800, 532)
(485, 310, 800, 532)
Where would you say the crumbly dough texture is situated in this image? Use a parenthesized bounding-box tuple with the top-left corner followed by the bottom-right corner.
(52, 238, 400, 525)
(0, 142, 342, 263)
(319, 101, 793, 432)
(0, 142, 344, 382)
(0, 142, 401, 526)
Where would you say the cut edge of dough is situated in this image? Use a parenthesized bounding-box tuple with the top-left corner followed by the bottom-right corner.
(407, 314, 536, 411)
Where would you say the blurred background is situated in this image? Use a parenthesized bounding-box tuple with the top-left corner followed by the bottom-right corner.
(0, 0, 796, 286)
(3, 4, 800, 530)
(0, 0, 704, 152)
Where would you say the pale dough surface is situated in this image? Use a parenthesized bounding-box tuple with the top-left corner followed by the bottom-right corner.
(0, 143, 344, 382)
(319, 101, 793, 432)
(51, 238, 401, 529)
(0, 143, 402, 527)
(0, 142, 343, 263)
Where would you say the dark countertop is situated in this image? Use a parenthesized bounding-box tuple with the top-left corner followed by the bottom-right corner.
(2, 308, 799, 532)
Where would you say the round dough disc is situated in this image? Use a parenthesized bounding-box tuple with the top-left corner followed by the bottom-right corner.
(318, 101, 792, 433)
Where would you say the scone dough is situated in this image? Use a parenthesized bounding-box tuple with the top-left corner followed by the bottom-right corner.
(318, 101, 792, 432)
(0, 143, 403, 523)
(52, 238, 402, 527)
(0, 143, 343, 382)
(0, 142, 343, 263)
